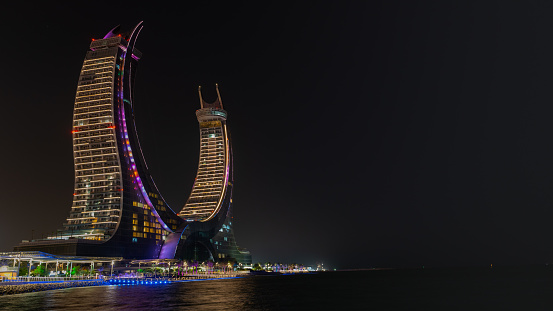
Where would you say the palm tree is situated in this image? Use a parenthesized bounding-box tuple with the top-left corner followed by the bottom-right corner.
(183, 261, 189, 275)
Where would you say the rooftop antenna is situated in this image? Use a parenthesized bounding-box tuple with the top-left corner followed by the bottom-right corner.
(198, 85, 204, 108)
(215, 83, 223, 108)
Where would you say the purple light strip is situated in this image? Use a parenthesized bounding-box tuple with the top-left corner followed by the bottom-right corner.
(117, 52, 172, 233)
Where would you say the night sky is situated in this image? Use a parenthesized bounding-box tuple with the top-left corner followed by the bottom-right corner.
(2, 1, 553, 269)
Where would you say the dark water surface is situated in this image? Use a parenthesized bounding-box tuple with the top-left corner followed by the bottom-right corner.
(1, 267, 553, 310)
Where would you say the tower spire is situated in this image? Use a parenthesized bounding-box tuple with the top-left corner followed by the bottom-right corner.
(215, 83, 223, 108)
(198, 85, 205, 109)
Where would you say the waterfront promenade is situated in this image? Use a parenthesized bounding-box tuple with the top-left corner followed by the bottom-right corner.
(0, 272, 244, 296)
(0, 279, 107, 295)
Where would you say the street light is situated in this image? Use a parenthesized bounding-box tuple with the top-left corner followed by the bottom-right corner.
(110, 261, 114, 277)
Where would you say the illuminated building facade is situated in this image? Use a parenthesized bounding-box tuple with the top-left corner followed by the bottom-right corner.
(15, 23, 250, 263)
(179, 85, 229, 221)
(173, 86, 251, 263)
(15, 23, 184, 258)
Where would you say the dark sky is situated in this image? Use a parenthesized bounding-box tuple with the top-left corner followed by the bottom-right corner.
(2, 1, 553, 269)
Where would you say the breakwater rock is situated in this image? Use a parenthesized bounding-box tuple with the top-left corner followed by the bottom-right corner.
(0, 280, 107, 295)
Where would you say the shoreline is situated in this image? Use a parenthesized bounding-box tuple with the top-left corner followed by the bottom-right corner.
(0, 280, 108, 296)
(0, 272, 311, 296)
(0, 275, 243, 296)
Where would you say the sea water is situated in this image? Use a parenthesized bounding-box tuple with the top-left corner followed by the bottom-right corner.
(1, 266, 553, 310)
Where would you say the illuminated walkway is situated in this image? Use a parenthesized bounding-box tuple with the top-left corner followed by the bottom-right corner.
(0, 251, 121, 280)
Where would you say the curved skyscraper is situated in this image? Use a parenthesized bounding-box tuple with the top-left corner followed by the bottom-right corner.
(15, 22, 184, 258)
(178, 85, 230, 221)
(161, 85, 250, 263)
(15, 23, 250, 263)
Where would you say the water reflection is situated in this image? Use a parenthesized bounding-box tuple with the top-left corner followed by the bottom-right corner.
(3, 269, 553, 310)
(0, 278, 276, 311)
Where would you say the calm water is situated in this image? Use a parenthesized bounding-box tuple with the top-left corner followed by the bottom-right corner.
(1, 267, 553, 310)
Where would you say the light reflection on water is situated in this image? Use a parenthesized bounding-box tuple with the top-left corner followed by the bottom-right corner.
(4, 268, 553, 310)
(0, 278, 264, 311)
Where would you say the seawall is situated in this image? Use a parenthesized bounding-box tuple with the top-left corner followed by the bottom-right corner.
(0, 280, 107, 296)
